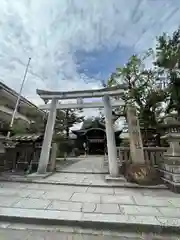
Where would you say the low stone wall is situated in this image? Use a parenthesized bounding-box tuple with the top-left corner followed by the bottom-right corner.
(117, 147, 167, 166)
(104, 147, 167, 170)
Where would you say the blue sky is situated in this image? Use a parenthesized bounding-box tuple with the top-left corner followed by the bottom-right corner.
(0, 0, 180, 117)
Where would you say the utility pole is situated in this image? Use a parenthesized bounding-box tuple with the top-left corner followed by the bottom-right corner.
(7, 57, 31, 138)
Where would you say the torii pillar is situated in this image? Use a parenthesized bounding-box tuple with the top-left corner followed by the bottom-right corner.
(37, 98, 57, 174)
(103, 95, 119, 177)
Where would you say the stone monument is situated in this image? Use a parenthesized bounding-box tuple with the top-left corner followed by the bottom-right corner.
(126, 105, 144, 164)
(125, 105, 159, 185)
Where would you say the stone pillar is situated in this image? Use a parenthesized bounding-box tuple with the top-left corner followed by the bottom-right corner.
(126, 106, 144, 164)
(125, 105, 158, 185)
(48, 142, 58, 172)
(37, 99, 57, 174)
(103, 95, 119, 177)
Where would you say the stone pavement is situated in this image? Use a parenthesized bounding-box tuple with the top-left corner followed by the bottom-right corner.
(38, 156, 160, 187)
(56, 155, 108, 174)
(0, 223, 178, 239)
(36, 171, 165, 188)
(0, 156, 166, 188)
(48, 156, 113, 187)
(0, 182, 180, 234)
(0, 228, 124, 240)
(38, 172, 111, 186)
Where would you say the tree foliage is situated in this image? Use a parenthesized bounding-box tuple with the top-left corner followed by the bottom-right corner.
(54, 109, 84, 138)
(108, 27, 180, 126)
(10, 108, 84, 138)
(154, 27, 180, 115)
(108, 54, 166, 128)
(11, 120, 28, 135)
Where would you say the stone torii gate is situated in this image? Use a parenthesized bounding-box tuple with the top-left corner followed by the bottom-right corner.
(36, 85, 126, 177)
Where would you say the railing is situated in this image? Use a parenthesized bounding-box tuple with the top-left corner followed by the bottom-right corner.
(117, 147, 167, 166)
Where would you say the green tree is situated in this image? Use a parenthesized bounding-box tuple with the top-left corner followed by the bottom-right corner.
(54, 109, 84, 157)
(108, 54, 166, 128)
(154, 27, 180, 115)
(55, 109, 84, 138)
(12, 119, 28, 135)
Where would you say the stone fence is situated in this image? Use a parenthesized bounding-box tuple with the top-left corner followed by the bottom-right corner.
(117, 147, 167, 167)
(104, 147, 167, 168)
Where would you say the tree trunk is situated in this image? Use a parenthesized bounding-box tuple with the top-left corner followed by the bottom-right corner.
(66, 110, 70, 139)
(66, 126, 70, 138)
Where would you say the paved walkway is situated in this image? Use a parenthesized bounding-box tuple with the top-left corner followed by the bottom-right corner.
(56, 155, 108, 174)
(38, 156, 161, 188)
(39, 172, 111, 186)
(0, 226, 124, 239)
(38, 156, 117, 187)
(0, 223, 178, 239)
(40, 155, 125, 187)
(0, 182, 180, 233)
(0, 156, 165, 188)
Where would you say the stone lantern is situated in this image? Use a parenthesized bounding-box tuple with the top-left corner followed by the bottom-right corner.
(159, 116, 180, 193)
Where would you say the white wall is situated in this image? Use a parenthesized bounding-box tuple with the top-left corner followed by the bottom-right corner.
(0, 105, 30, 123)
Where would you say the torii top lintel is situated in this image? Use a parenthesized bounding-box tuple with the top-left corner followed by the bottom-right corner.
(36, 84, 127, 101)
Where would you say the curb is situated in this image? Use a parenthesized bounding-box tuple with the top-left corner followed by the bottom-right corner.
(0, 214, 179, 235)
(27, 172, 54, 179)
(0, 178, 168, 189)
(56, 170, 108, 174)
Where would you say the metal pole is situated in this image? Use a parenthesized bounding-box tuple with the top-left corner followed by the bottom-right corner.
(7, 57, 31, 138)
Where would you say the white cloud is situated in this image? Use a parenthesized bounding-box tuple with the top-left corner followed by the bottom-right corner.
(0, 0, 179, 120)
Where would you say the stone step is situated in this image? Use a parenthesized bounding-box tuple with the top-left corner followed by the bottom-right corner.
(0, 224, 178, 240)
(56, 170, 108, 174)
(0, 207, 179, 235)
(105, 175, 127, 182)
(104, 175, 167, 189)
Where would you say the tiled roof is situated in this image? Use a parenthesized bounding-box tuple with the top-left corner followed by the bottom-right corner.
(10, 134, 43, 142)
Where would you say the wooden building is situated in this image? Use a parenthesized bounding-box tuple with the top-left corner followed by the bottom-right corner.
(72, 118, 122, 154)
